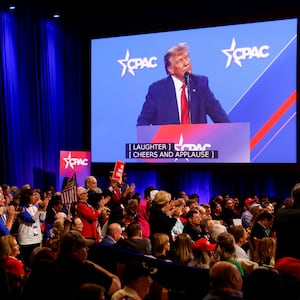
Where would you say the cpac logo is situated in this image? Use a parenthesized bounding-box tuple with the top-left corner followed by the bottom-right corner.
(63, 152, 89, 169)
(222, 38, 270, 68)
(174, 134, 211, 151)
(118, 49, 158, 77)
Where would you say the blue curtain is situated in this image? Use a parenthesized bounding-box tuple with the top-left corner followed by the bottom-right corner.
(0, 8, 83, 190)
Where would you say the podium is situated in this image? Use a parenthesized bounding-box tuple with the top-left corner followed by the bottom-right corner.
(131, 123, 250, 163)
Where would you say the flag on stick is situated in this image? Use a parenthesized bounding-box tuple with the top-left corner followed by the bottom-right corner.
(61, 173, 77, 205)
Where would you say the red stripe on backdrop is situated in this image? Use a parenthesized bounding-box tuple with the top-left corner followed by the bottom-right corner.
(250, 90, 296, 151)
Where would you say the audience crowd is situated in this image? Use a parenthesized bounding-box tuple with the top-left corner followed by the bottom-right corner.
(0, 174, 300, 300)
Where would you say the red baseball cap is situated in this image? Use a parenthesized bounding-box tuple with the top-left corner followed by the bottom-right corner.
(193, 238, 216, 252)
(244, 198, 255, 205)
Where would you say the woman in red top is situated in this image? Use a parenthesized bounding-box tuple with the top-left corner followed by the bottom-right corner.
(76, 187, 110, 242)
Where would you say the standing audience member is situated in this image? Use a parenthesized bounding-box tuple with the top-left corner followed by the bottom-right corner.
(137, 186, 157, 239)
(149, 190, 177, 245)
(202, 261, 244, 300)
(111, 260, 154, 300)
(273, 182, 300, 261)
(85, 176, 104, 217)
(44, 194, 66, 243)
(76, 186, 107, 242)
(0, 199, 16, 237)
(17, 188, 49, 269)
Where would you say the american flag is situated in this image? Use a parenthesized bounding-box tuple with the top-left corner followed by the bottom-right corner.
(61, 173, 77, 204)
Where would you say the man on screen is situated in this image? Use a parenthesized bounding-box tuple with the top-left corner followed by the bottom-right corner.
(136, 42, 231, 126)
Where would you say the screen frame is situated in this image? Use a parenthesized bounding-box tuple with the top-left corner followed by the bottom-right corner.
(89, 14, 299, 172)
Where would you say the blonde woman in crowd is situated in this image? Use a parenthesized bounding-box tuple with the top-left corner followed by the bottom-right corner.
(253, 236, 276, 267)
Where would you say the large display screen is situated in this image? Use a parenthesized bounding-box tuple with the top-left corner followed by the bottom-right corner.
(91, 18, 297, 164)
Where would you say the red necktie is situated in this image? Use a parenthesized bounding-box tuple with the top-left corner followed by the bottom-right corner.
(181, 83, 190, 124)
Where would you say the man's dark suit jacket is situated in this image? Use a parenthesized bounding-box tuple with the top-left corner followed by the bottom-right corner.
(137, 74, 230, 125)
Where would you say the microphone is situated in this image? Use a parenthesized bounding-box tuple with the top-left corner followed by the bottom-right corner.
(184, 71, 191, 86)
(184, 72, 191, 105)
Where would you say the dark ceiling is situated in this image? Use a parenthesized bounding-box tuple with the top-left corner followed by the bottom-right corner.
(7, 0, 300, 38)
(51, 1, 300, 38)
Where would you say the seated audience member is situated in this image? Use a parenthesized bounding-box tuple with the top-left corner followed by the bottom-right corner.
(0, 235, 26, 299)
(202, 261, 244, 300)
(74, 283, 106, 300)
(243, 266, 284, 300)
(221, 197, 240, 229)
(253, 236, 276, 267)
(275, 256, 300, 300)
(229, 225, 259, 275)
(210, 200, 224, 224)
(111, 260, 155, 300)
(169, 233, 194, 265)
(208, 222, 227, 243)
(115, 222, 152, 255)
(71, 216, 84, 233)
(240, 198, 256, 230)
(101, 222, 123, 247)
(249, 211, 273, 253)
(182, 209, 202, 242)
(210, 232, 244, 276)
(188, 237, 215, 268)
(55, 230, 121, 298)
(229, 225, 250, 260)
(151, 232, 172, 261)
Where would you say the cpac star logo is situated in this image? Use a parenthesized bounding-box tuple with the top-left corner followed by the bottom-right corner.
(175, 134, 189, 162)
(63, 152, 89, 169)
(118, 49, 158, 77)
(222, 38, 270, 68)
